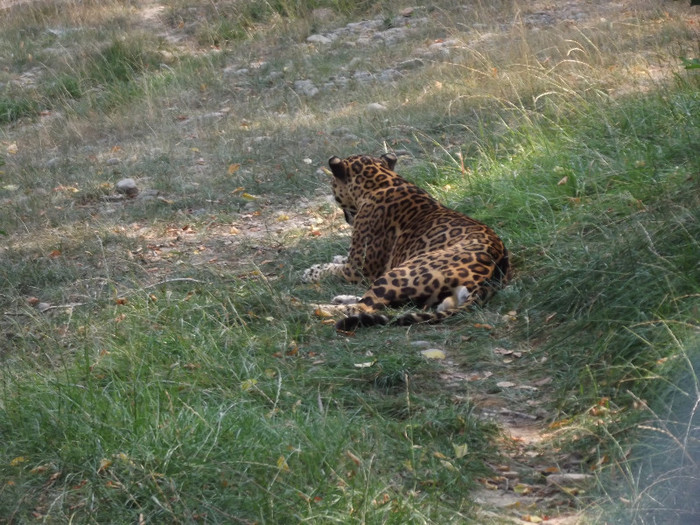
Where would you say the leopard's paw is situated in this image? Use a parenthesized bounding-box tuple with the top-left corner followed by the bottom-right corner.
(331, 295, 362, 305)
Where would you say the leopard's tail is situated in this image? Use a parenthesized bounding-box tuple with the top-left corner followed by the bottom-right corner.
(335, 251, 511, 332)
(335, 313, 390, 332)
(391, 309, 461, 327)
(334, 307, 460, 331)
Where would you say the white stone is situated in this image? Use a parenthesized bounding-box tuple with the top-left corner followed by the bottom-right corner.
(307, 34, 333, 45)
(366, 102, 387, 112)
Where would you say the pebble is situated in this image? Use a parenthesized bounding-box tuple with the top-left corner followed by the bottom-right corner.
(366, 102, 387, 112)
(115, 178, 139, 198)
(307, 34, 334, 45)
(293, 80, 320, 97)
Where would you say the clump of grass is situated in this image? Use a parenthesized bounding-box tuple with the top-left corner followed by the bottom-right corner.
(0, 97, 38, 124)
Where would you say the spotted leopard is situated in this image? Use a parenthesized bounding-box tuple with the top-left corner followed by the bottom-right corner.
(303, 153, 511, 331)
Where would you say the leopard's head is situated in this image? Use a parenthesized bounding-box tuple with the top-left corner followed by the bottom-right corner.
(328, 153, 397, 225)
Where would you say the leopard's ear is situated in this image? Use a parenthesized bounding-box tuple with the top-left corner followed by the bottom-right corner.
(380, 153, 397, 171)
(329, 156, 347, 180)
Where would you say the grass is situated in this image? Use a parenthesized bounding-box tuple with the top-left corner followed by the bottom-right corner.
(1, 0, 699, 523)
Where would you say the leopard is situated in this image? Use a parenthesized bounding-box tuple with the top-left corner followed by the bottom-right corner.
(302, 153, 511, 331)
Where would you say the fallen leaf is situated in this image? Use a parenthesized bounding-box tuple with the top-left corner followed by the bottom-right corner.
(372, 493, 390, 506)
(30, 464, 50, 474)
(346, 450, 362, 466)
(240, 379, 258, 392)
(97, 458, 112, 473)
(7, 143, 18, 154)
(10, 456, 28, 467)
(522, 515, 543, 523)
(353, 360, 376, 368)
(420, 348, 446, 360)
(453, 443, 468, 459)
(227, 163, 241, 175)
(479, 478, 499, 490)
(440, 459, 458, 472)
(276, 456, 290, 472)
(514, 483, 532, 495)
(557, 176, 569, 185)
(493, 347, 512, 356)
(54, 185, 80, 193)
(496, 381, 516, 388)
(241, 192, 259, 200)
(314, 307, 334, 318)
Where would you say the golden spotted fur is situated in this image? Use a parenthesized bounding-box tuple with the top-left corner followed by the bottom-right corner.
(303, 154, 511, 330)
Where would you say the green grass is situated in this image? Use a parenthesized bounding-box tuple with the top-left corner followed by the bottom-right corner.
(1, 280, 495, 522)
(1, 0, 699, 523)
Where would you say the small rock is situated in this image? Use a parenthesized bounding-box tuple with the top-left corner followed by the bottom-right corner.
(200, 112, 225, 120)
(46, 157, 61, 168)
(397, 58, 424, 70)
(116, 178, 139, 198)
(353, 70, 373, 83)
(293, 80, 320, 97)
(379, 69, 401, 82)
(106, 158, 120, 166)
(265, 71, 284, 82)
(366, 102, 387, 112)
(379, 27, 411, 45)
(37, 302, 51, 313)
(546, 473, 594, 487)
(159, 50, 175, 63)
(307, 34, 333, 45)
(137, 189, 160, 201)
